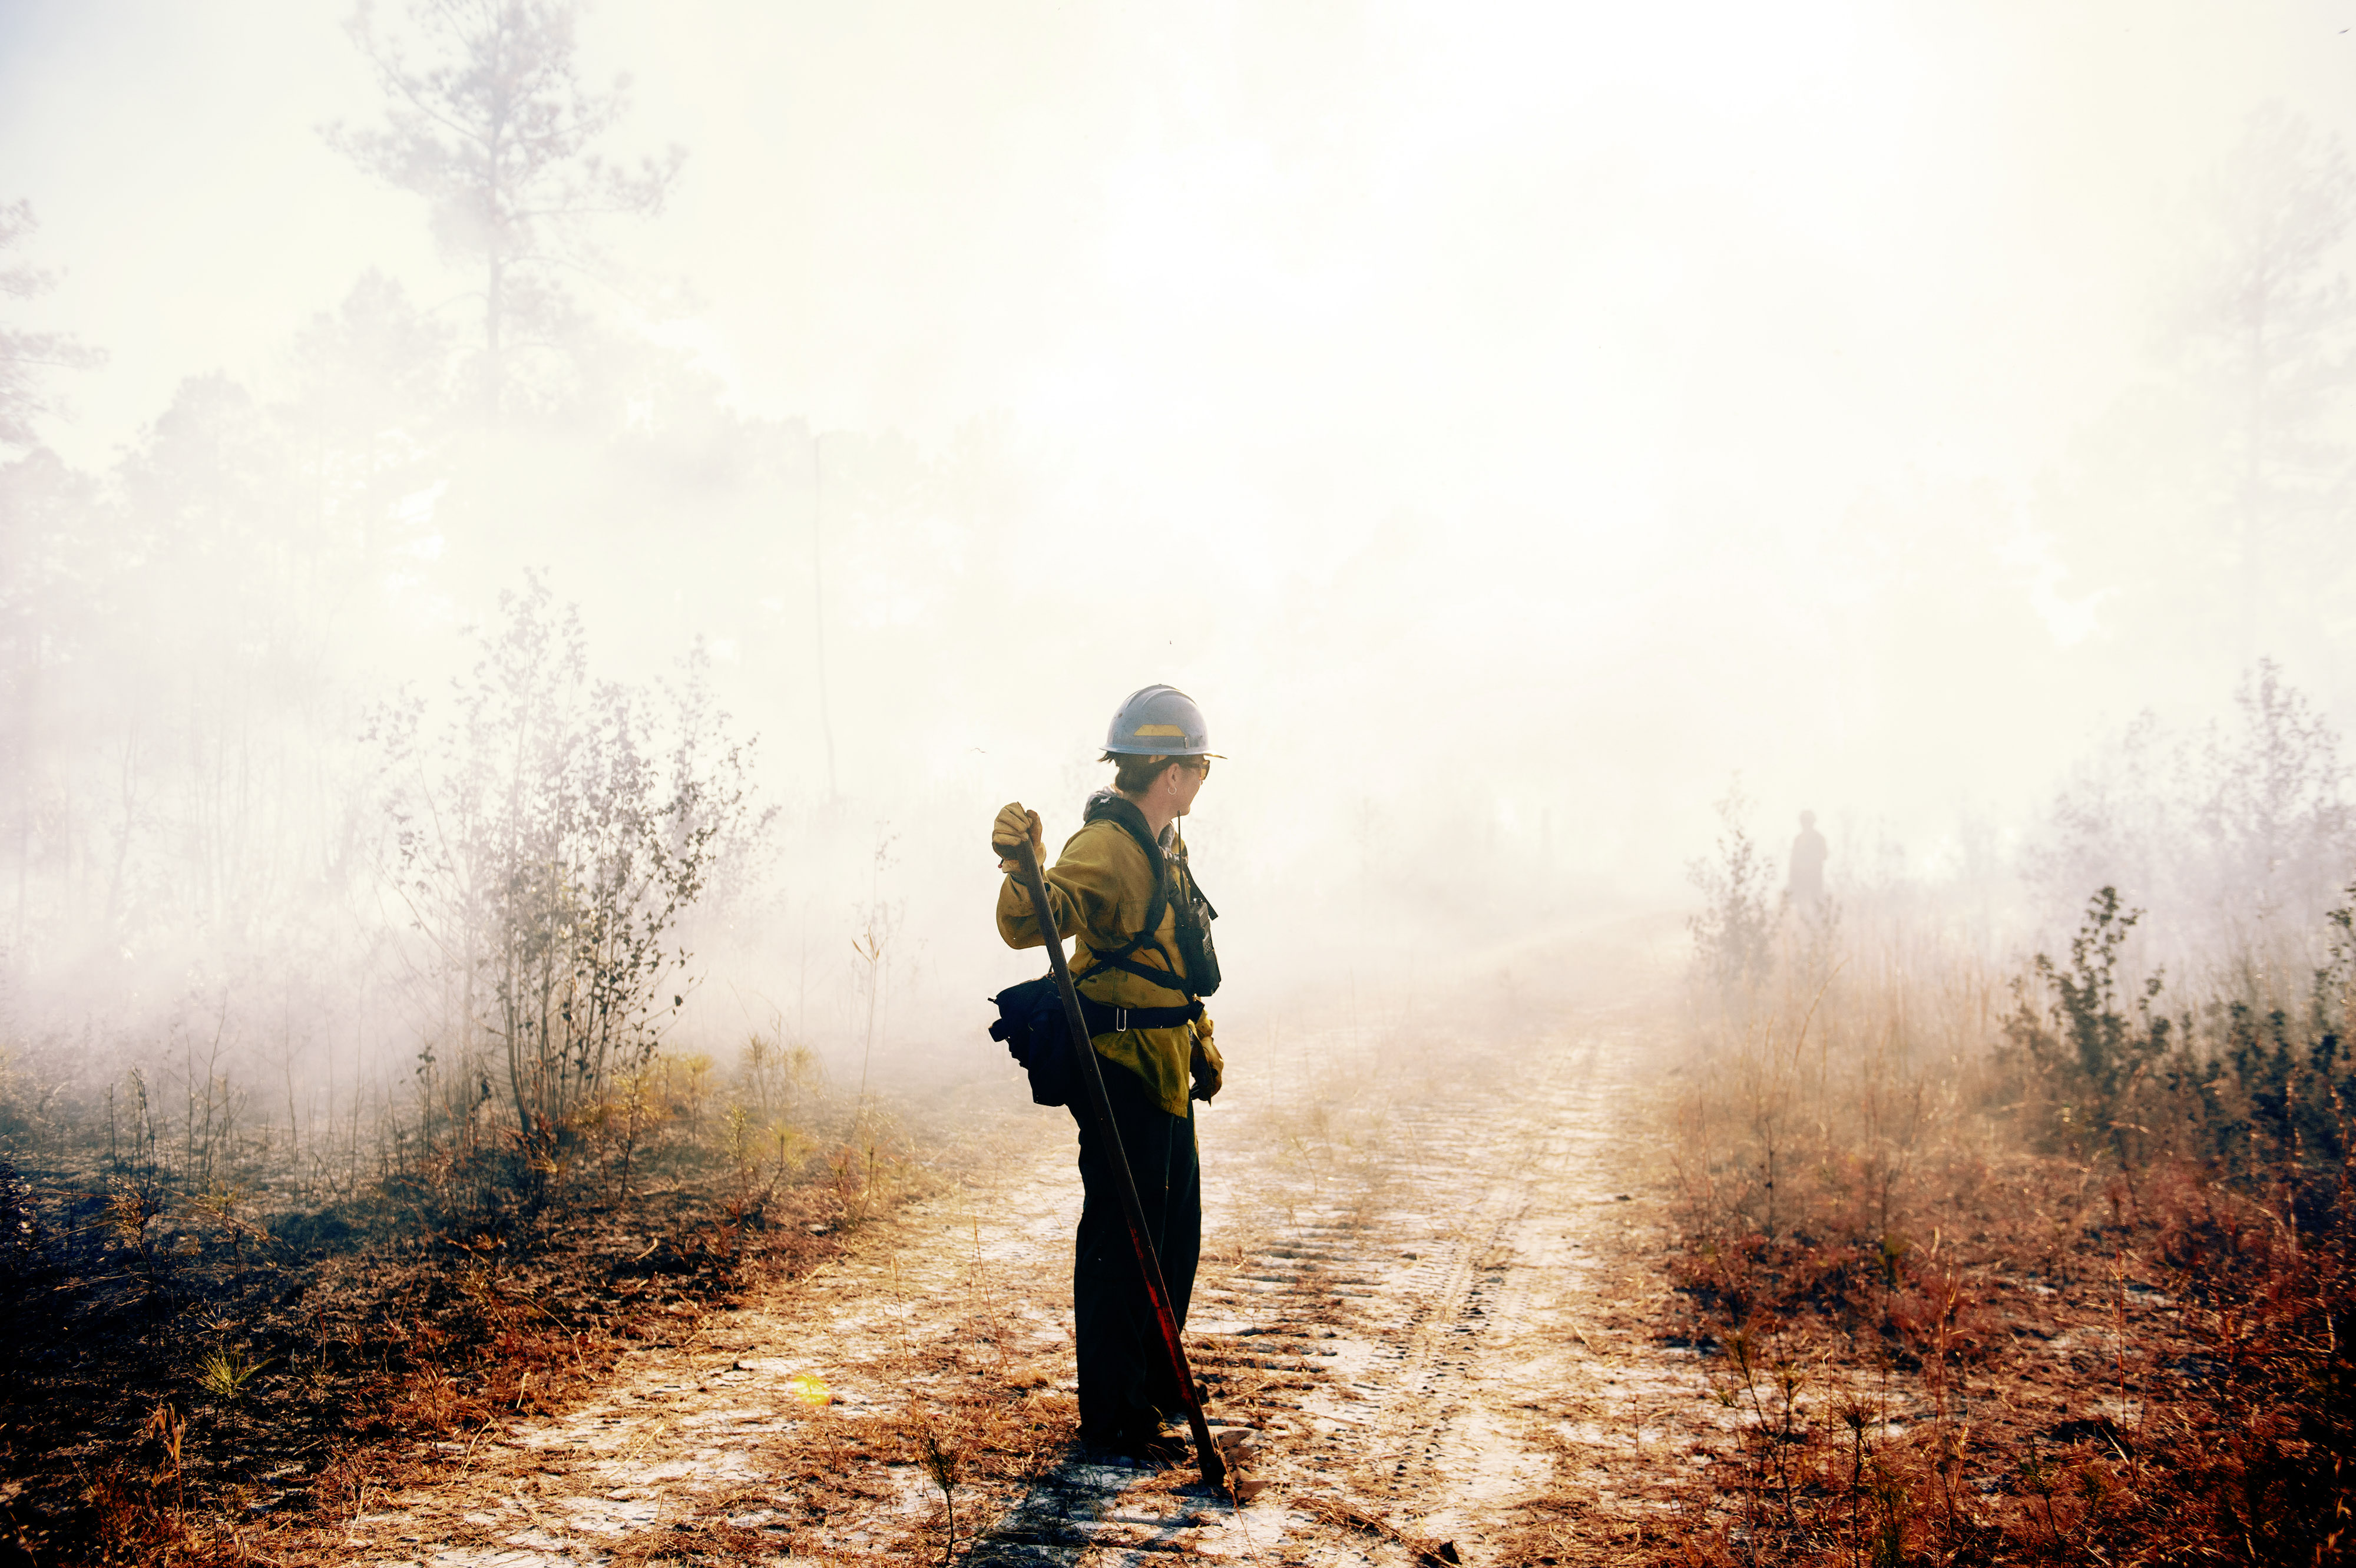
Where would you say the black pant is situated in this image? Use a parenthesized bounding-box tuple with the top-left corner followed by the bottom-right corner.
(1070, 1060, 1200, 1445)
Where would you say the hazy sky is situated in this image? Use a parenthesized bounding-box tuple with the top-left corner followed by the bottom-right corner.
(6, 0, 2355, 905)
(5, 4, 2346, 462)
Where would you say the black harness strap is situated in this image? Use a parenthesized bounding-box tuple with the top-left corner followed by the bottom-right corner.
(1076, 791, 1194, 1004)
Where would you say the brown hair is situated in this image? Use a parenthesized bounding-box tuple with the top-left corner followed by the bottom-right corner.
(1100, 750, 1202, 795)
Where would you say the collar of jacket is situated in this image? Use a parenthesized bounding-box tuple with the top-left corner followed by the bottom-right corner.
(1083, 789, 1175, 858)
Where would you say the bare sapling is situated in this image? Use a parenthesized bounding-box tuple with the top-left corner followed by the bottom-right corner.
(911, 1407, 965, 1566)
(850, 825, 900, 1132)
(1687, 778, 1777, 1034)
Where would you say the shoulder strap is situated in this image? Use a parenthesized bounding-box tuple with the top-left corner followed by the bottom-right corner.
(1082, 790, 1165, 868)
(1077, 791, 1192, 1000)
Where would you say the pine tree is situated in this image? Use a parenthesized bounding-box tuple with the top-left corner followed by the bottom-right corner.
(327, 1, 684, 422)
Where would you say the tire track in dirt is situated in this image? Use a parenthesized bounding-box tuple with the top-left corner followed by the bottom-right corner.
(338, 1012, 1698, 1565)
(1174, 1022, 1657, 1554)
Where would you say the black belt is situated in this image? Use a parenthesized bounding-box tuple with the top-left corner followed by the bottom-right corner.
(1078, 994, 1203, 1036)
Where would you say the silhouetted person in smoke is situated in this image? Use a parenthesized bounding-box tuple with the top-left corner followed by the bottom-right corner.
(1789, 810, 1828, 907)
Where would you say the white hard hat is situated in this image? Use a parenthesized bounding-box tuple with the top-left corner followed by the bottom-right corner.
(1103, 684, 1218, 756)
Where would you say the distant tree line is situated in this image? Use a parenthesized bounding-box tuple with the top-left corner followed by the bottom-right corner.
(0, 1, 1024, 1148)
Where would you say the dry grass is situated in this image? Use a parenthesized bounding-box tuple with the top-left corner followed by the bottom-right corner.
(1657, 895, 2356, 1566)
(0, 1046, 929, 1568)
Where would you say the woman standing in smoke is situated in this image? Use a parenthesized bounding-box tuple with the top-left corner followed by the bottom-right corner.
(989, 685, 1225, 1458)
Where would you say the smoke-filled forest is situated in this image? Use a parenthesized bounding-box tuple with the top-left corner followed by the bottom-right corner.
(3, 3, 2355, 1565)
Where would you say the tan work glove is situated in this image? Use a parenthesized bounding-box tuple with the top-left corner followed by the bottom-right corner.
(1190, 1015, 1223, 1103)
(991, 802, 1044, 872)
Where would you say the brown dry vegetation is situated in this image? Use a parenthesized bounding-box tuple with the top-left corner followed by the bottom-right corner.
(0, 1042, 929, 1568)
(1659, 889, 2356, 1567)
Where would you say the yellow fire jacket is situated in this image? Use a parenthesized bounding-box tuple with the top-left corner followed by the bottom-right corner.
(995, 816, 1222, 1117)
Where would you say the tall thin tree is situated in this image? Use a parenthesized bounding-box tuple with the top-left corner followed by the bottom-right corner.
(0, 200, 101, 969)
(2186, 107, 2356, 658)
(811, 431, 839, 801)
(0, 199, 103, 452)
(327, 0, 684, 422)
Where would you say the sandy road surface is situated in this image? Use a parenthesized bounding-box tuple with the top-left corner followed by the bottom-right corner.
(342, 1007, 1709, 1566)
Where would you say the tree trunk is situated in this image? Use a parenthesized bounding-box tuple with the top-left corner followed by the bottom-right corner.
(486, 249, 504, 426)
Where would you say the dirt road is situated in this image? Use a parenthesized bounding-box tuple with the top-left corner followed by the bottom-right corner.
(342, 1007, 1707, 1565)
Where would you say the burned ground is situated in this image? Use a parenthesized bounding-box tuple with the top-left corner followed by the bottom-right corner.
(0, 1113, 914, 1566)
(6, 928, 2352, 1566)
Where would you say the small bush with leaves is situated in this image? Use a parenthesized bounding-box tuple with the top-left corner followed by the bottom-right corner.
(1998, 886, 2173, 1163)
(370, 574, 769, 1203)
